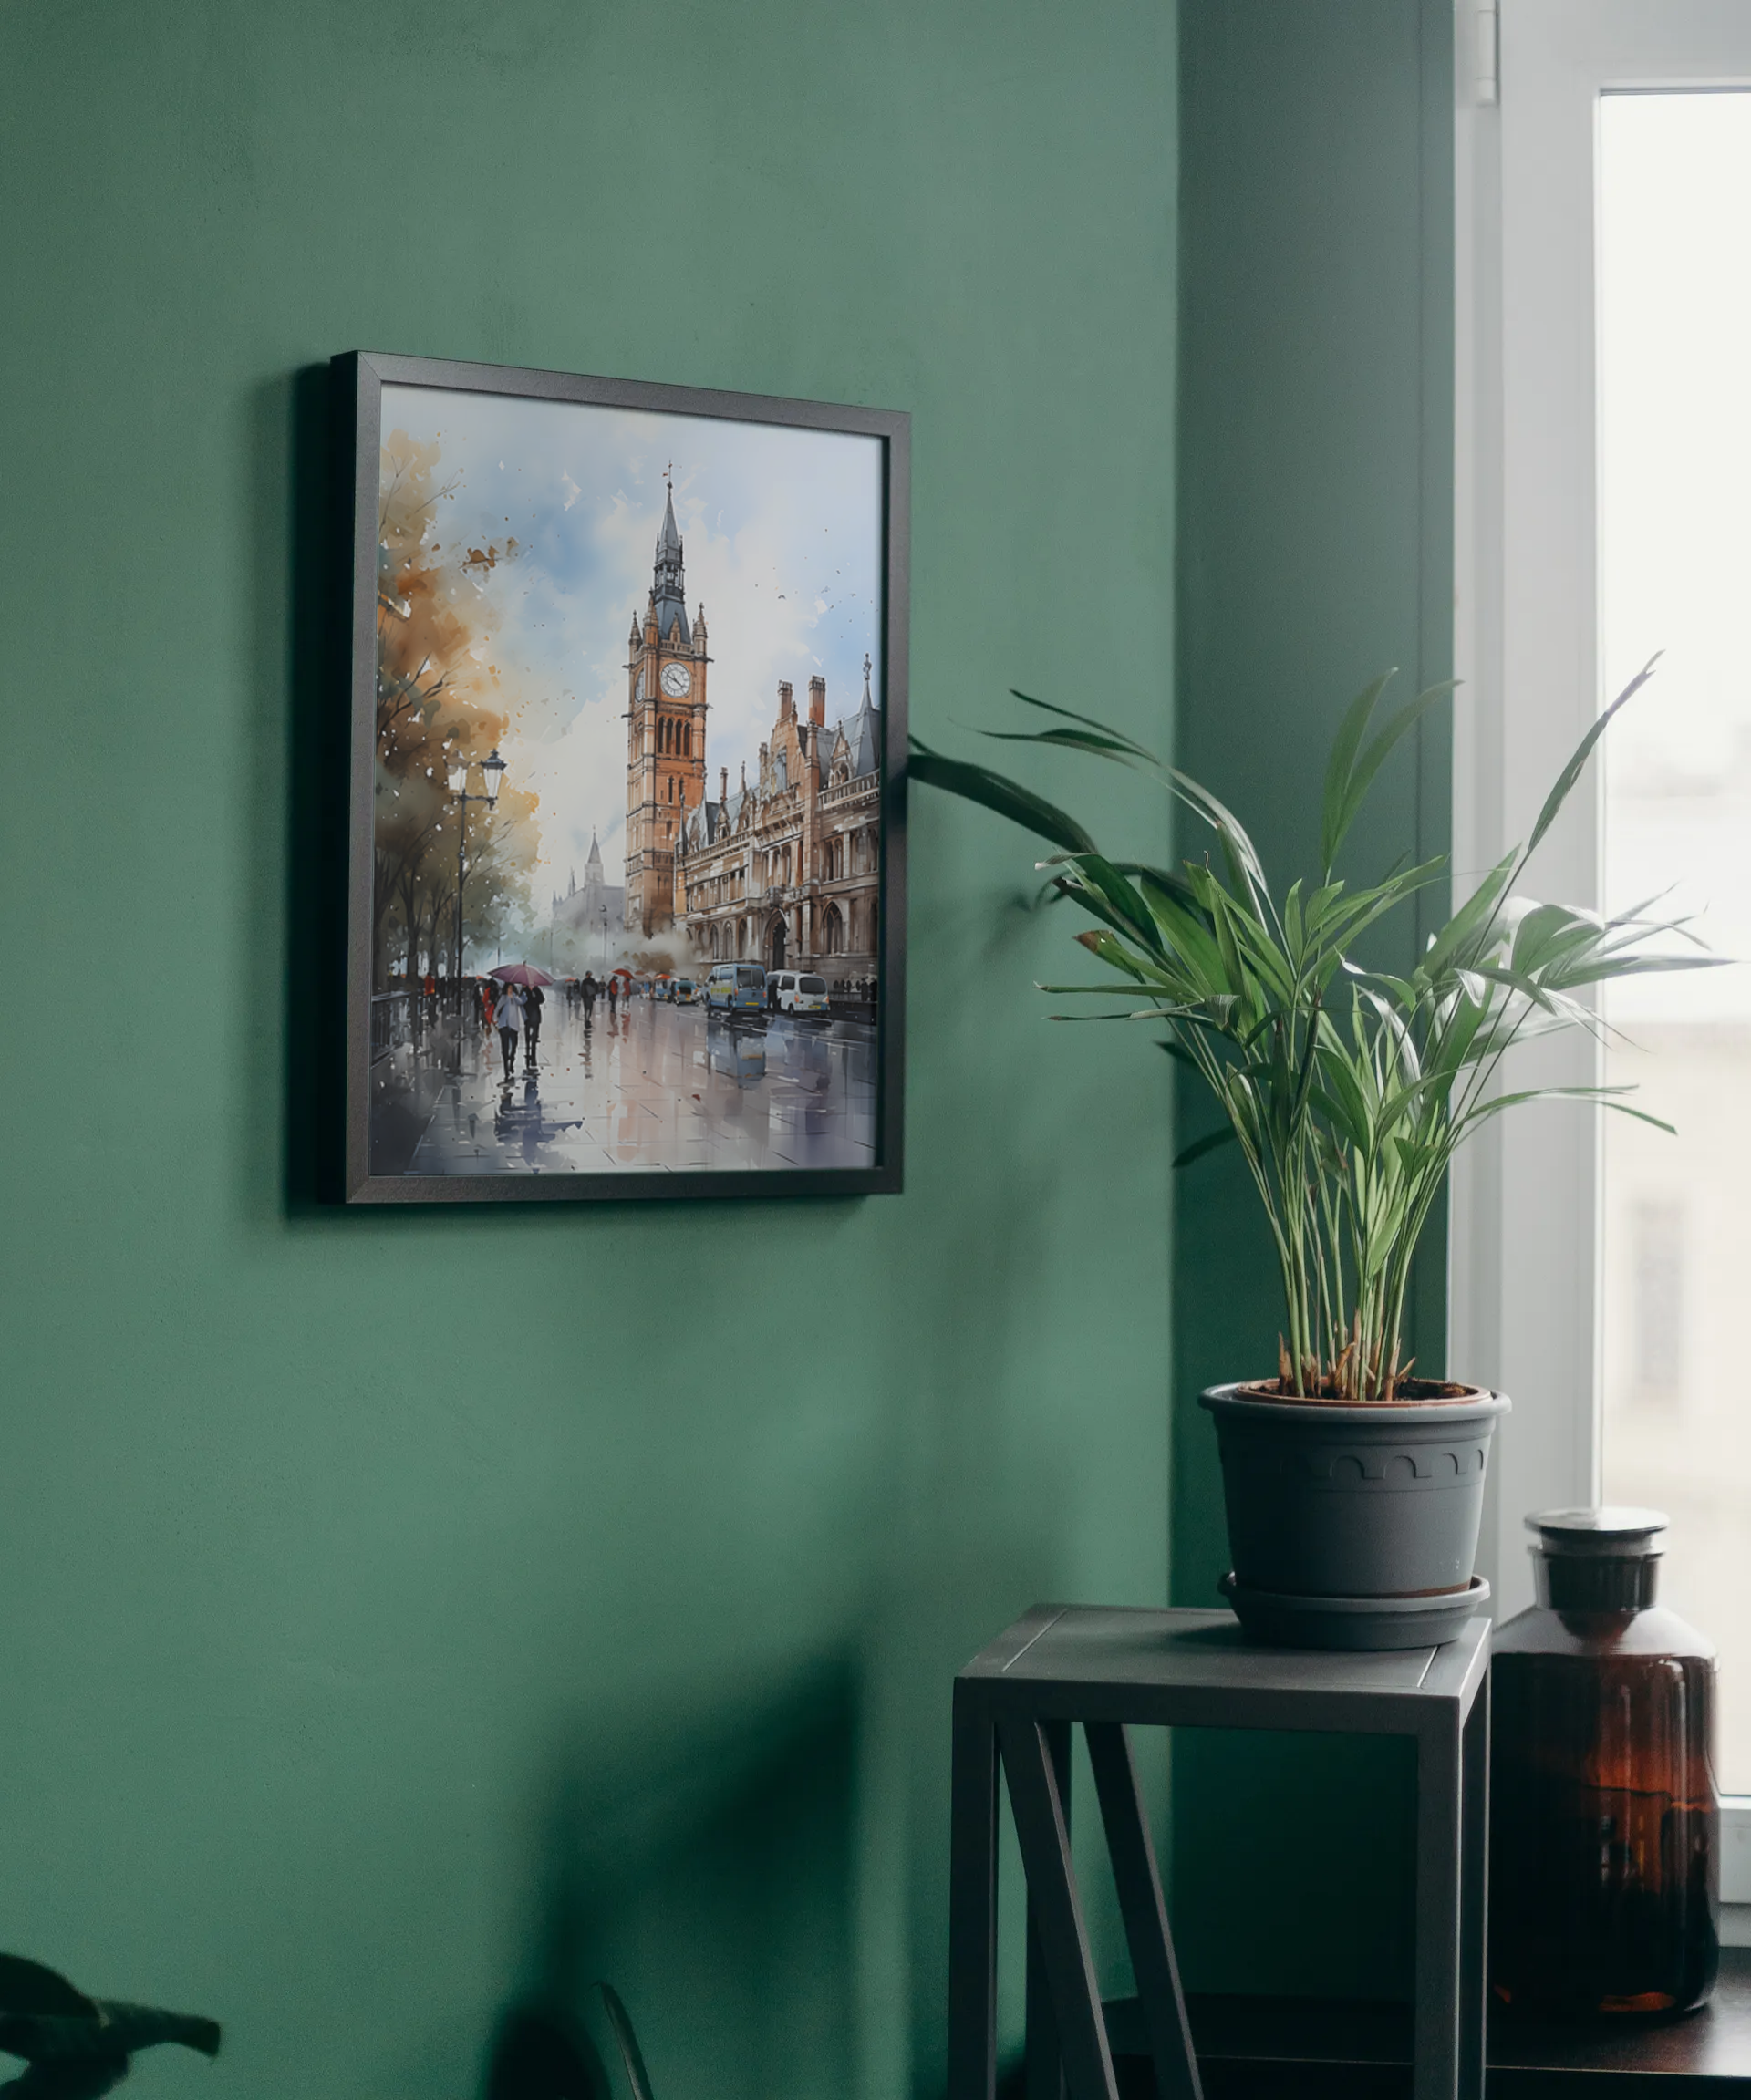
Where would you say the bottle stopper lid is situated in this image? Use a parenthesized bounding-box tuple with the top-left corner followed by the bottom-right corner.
(1526, 1506, 1667, 1558)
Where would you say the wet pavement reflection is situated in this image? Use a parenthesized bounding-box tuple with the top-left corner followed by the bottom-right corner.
(405, 995, 876, 1176)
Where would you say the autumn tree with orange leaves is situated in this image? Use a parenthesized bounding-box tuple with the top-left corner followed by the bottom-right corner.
(374, 432, 541, 991)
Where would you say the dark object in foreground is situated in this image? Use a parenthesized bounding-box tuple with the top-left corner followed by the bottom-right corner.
(1491, 1508, 1719, 2020)
(483, 1986, 652, 2100)
(0, 1954, 219, 2099)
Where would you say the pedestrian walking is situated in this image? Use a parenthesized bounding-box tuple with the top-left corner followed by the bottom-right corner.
(582, 972, 597, 1020)
(606, 976, 618, 1017)
(524, 983, 544, 1070)
(493, 981, 525, 1081)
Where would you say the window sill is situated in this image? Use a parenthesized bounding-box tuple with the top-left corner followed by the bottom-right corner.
(1094, 1945, 1751, 2094)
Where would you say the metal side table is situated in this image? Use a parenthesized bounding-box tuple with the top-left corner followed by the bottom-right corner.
(947, 1604, 1490, 2100)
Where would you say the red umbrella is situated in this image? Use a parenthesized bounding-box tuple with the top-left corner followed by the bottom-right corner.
(489, 963, 554, 988)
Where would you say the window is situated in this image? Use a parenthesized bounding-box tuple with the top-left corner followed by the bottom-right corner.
(1456, 0, 1751, 1828)
(1598, 86, 1751, 1790)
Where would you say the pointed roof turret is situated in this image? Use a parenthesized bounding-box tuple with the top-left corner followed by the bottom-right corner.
(846, 651, 882, 778)
(650, 471, 690, 645)
(585, 829, 603, 869)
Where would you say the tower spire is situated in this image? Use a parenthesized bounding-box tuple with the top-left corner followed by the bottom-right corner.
(650, 480, 689, 644)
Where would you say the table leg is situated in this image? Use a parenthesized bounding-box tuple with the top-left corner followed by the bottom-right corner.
(1414, 1710, 1465, 2100)
(998, 1717, 1121, 2100)
(1085, 1722, 1202, 2100)
(1459, 1679, 1490, 2098)
(1027, 1721, 1072, 2100)
(948, 1684, 999, 2100)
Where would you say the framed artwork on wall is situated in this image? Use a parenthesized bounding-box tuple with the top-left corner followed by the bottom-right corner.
(334, 351, 908, 1204)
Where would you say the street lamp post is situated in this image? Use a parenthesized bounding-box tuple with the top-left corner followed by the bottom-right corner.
(448, 748, 506, 1041)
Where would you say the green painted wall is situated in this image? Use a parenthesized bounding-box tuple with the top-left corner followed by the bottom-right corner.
(0, 5, 1176, 2098)
(1169, 0, 1454, 1999)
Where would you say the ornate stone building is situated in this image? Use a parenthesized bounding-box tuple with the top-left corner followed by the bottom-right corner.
(623, 478, 709, 936)
(677, 658, 882, 983)
(617, 474, 882, 979)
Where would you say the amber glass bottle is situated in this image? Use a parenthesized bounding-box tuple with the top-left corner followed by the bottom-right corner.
(1490, 1509, 1717, 2018)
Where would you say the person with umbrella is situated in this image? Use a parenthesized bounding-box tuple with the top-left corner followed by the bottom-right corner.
(524, 979, 544, 1071)
(488, 965, 554, 1081)
(492, 979, 525, 1081)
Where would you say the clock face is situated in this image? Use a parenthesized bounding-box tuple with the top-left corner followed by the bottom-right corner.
(659, 662, 692, 698)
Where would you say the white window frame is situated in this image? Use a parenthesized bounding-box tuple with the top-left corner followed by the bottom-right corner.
(1452, 0, 1751, 1899)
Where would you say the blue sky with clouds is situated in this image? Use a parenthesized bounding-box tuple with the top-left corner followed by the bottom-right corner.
(381, 383, 883, 909)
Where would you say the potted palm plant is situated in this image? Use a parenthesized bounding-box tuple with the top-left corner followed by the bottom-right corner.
(912, 665, 1715, 1649)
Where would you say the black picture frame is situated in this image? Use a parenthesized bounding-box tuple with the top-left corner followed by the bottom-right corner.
(335, 350, 908, 1204)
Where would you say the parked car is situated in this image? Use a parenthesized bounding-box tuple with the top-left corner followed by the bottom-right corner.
(706, 963, 766, 1012)
(767, 969, 831, 1016)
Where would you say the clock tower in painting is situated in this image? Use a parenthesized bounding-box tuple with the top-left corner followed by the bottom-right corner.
(625, 472, 709, 936)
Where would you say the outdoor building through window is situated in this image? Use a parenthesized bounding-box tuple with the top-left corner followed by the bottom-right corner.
(1598, 88, 1751, 1792)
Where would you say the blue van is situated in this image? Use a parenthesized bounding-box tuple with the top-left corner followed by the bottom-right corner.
(706, 963, 766, 1012)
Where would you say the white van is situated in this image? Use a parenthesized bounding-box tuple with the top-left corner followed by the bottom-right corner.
(767, 970, 831, 1016)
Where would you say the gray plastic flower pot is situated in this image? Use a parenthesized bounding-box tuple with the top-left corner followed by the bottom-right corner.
(1199, 1382, 1511, 1646)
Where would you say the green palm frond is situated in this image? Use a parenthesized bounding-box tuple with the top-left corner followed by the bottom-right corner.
(912, 662, 1722, 1399)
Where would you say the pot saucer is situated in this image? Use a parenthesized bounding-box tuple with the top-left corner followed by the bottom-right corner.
(1219, 1571, 1491, 1651)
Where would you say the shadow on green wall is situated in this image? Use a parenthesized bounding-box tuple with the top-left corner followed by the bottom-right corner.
(1169, 0, 1454, 2002)
(484, 1656, 857, 2100)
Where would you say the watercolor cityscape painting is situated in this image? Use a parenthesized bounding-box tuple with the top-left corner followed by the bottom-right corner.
(339, 356, 907, 1203)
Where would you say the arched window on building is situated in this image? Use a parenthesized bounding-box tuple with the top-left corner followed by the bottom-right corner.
(822, 903, 844, 956)
(683, 723, 691, 758)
